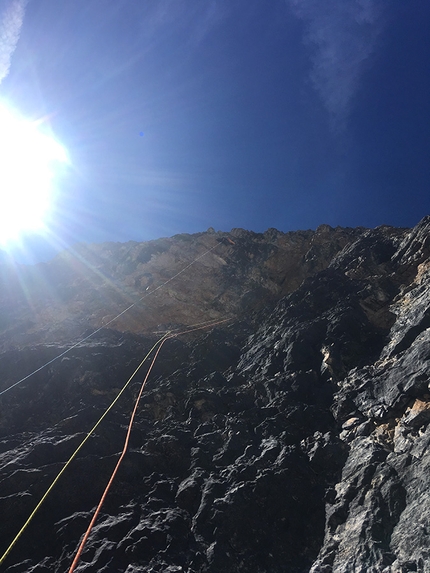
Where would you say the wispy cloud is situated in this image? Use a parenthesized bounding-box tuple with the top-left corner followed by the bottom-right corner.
(288, 0, 388, 130)
(0, 0, 27, 85)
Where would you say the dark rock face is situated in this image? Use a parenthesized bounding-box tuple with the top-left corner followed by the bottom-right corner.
(1, 219, 430, 572)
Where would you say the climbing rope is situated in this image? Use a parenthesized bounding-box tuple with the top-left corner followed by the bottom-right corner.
(0, 318, 231, 568)
(68, 318, 230, 572)
(0, 240, 221, 398)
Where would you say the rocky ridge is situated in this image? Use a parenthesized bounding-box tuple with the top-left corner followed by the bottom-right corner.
(0, 219, 429, 572)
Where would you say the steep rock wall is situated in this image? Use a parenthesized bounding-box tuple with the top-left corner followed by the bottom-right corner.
(0, 219, 429, 572)
(0, 225, 364, 350)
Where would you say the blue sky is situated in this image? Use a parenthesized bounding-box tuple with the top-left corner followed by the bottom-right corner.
(1, 0, 430, 261)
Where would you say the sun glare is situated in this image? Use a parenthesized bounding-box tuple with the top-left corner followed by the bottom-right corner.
(0, 102, 68, 244)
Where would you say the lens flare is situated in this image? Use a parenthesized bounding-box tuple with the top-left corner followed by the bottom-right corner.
(0, 102, 68, 244)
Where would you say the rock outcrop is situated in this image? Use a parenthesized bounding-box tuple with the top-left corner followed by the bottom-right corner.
(0, 219, 430, 572)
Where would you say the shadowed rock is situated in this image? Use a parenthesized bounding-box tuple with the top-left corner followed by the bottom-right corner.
(1, 219, 430, 572)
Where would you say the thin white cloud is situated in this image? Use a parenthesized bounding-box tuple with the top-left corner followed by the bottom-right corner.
(288, 0, 388, 130)
(0, 0, 27, 85)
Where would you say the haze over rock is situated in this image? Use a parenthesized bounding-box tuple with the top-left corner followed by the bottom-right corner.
(0, 218, 430, 572)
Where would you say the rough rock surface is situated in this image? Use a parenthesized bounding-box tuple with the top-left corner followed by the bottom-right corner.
(0, 219, 430, 572)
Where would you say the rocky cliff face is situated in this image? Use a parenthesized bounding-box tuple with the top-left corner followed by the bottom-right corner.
(0, 219, 429, 572)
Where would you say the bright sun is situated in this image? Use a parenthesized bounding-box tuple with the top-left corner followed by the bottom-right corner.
(0, 102, 68, 244)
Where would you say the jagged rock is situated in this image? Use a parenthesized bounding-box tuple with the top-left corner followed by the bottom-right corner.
(1, 219, 430, 571)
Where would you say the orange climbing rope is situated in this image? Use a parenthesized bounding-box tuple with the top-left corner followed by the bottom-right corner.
(68, 336, 167, 573)
(68, 318, 230, 572)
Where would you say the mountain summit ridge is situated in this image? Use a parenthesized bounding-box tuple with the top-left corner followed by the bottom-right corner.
(0, 218, 429, 572)
(0, 224, 376, 349)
